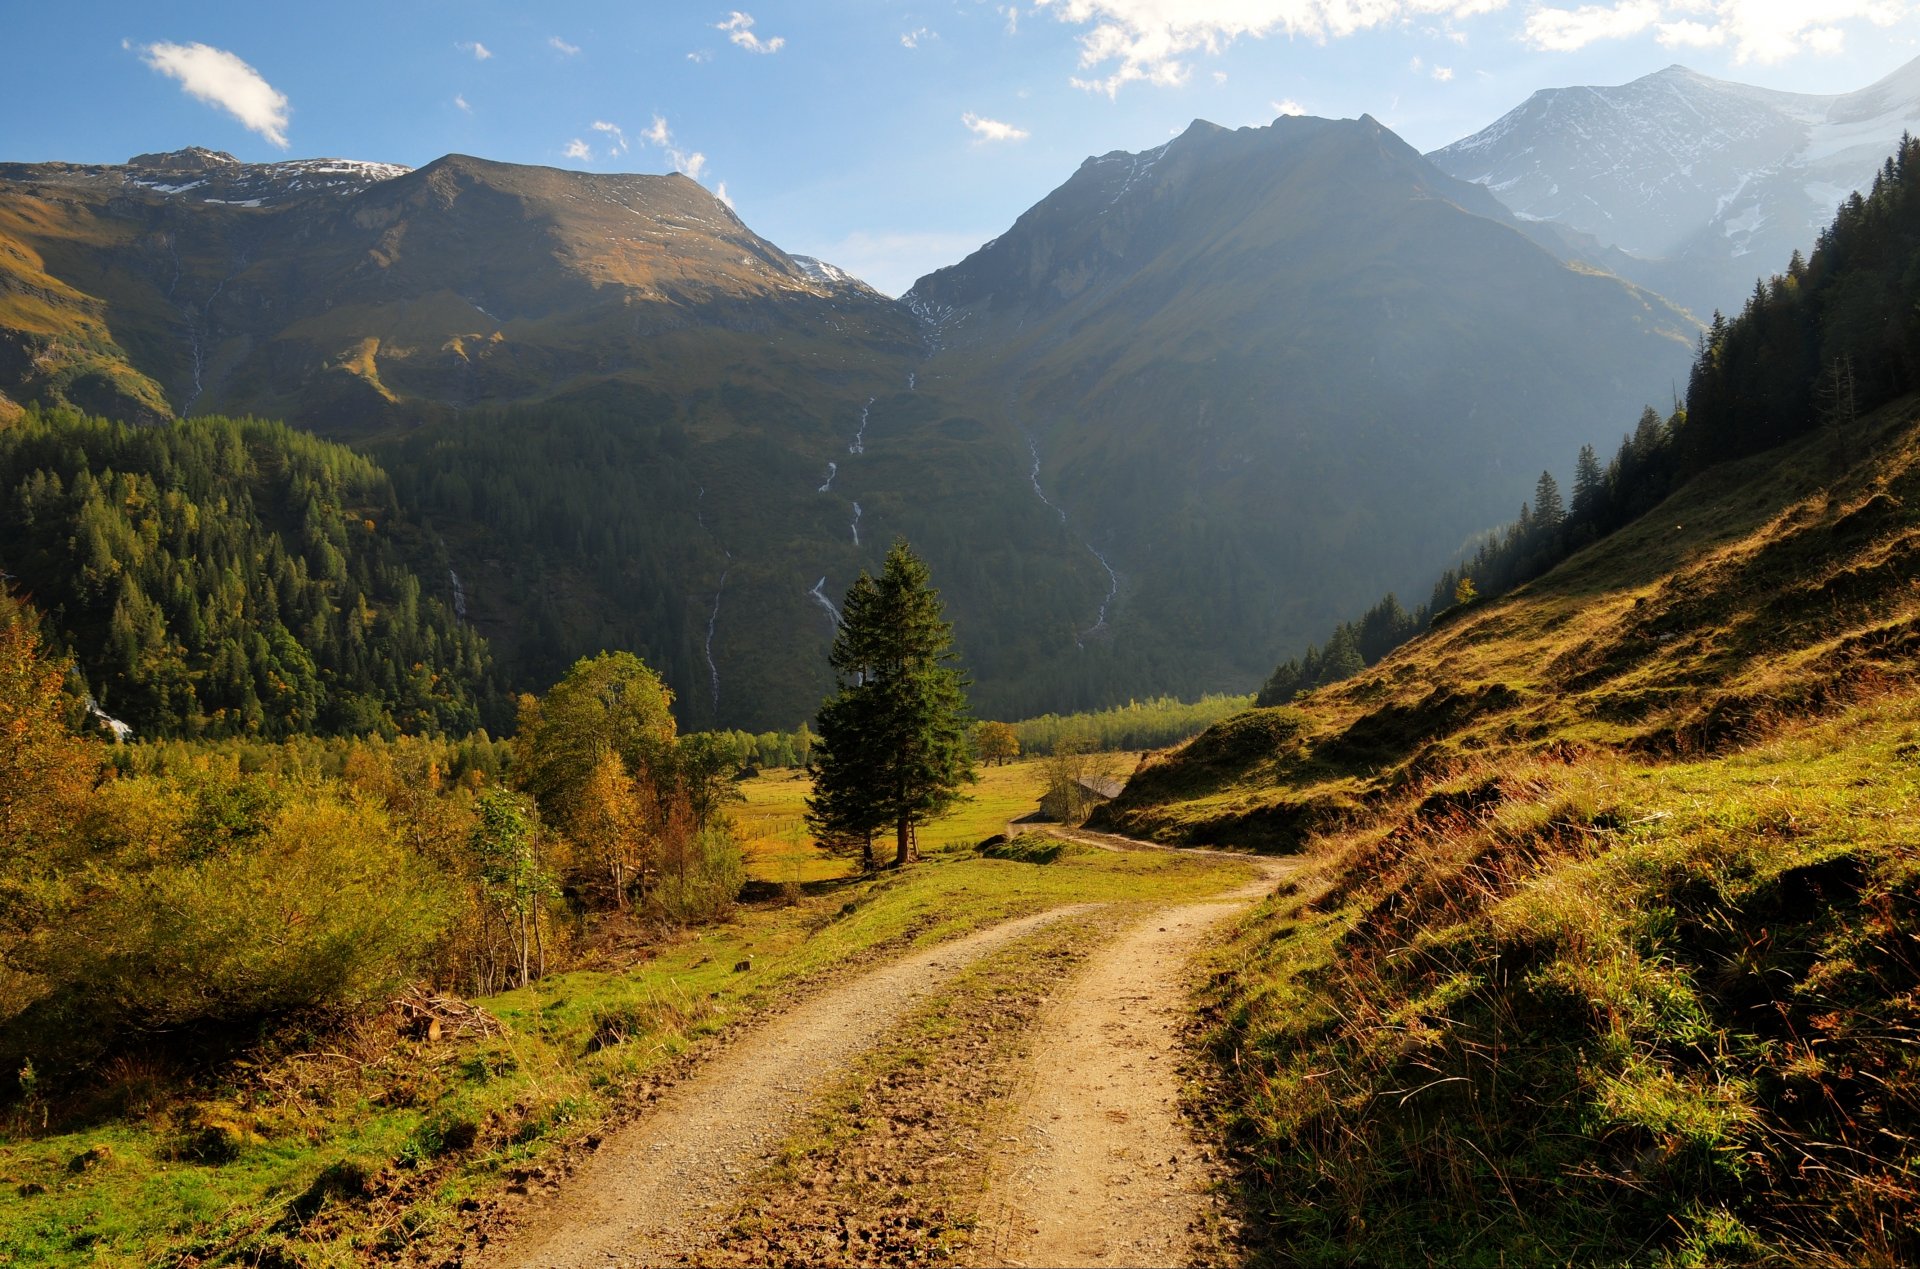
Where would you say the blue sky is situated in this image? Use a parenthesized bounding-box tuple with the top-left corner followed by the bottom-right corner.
(9, 2, 1920, 294)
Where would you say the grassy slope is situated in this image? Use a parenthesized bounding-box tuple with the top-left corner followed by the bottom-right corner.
(1105, 400, 1920, 1263)
(0, 785, 1239, 1268)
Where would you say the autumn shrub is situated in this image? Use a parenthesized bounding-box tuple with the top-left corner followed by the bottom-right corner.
(8, 780, 450, 1074)
(650, 823, 744, 925)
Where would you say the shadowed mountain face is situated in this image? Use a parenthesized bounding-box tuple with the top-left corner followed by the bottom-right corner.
(1430, 59, 1920, 319)
(0, 126, 1697, 728)
(905, 116, 1698, 700)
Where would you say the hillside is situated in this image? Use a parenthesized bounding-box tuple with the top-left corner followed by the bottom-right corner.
(0, 407, 499, 738)
(1094, 343, 1920, 1263)
(1431, 58, 1920, 319)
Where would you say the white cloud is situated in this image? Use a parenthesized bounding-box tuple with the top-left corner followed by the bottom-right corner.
(1213, 69, 1229, 82)
(715, 180, 734, 208)
(1433, 64, 1455, 80)
(1806, 24, 1847, 53)
(550, 35, 581, 55)
(563, 138, 592, 161)
(643, 114, 673, 146)
(1410, 54, 1424, 69)
(141, 41, 291, 148)
(902, 26, 935, 48)
(1522, 1, 1659, 52)
(454, 93, 472, 113)
(1000, 4, 1021, 33)
(687, 48, 714, 62)
(675, 150, 708, 178)
(962, 112, 1030, 141)
(458, 40, 493, 61)
(1271, 97, 1306, 115)
(717, 11, 785, 53)
(592, 120, 628, 153)
(1037, 0, 1513, 96)
(1535, 1, 1905, 61)
(1656, 18, 1724, 46)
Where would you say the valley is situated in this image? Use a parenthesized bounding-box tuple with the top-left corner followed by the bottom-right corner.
(6, 25, 1920, 1269)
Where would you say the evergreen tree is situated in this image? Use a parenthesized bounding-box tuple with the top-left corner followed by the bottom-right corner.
(1532, 470, 1566, 530)
(1571, 444, 1606, 520)
(808, 541, 975, 868)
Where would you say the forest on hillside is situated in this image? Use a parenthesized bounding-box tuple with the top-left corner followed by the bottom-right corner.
(0, 409, 500, 739)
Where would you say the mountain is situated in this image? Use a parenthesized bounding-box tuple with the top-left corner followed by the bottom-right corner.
(904, 115, 1697, 702)
(1431, 58, 1920, 318)
(0, 127, 1698, 730)
(0, 147, 917, 428)
(1094, 143, 1920, 1252)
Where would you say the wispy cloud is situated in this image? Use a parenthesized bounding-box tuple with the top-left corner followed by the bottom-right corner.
(1037, 0, 1507, 96)
(457, 40, 493, 61)
(901, 26, 935, 48)
(1528, 0, 1901, 61)
(687, 48, 713, 62)
(454, 93, 472, 113)
(549, 35, 581, 55)
(1433, 65, 1455, 81)
(624, 114, 710, 179)
(563, 138, 592, 161)
(140, 41, 291, 148)
(716, 11, 785, 53)
(592, 120, 628, 153)
(999, 4, 1021, 34)
(715, 180, 734, 208)
(1271, 98, 1306, 116)
(962, 112, 1029, 142)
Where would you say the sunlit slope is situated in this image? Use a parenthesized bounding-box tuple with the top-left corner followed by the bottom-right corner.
(1101, 393, 1920, 846)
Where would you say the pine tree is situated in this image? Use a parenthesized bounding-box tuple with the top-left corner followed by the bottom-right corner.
(1571, 444, 1605, 520)
(808, 541, 975, 868)
(1533, 470, 1566, 530)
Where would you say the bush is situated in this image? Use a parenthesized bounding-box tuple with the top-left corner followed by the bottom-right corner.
(650, 824, 745, 925)
(14, 782, 449, 1068)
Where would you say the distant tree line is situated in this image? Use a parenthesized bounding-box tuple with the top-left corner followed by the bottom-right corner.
(1261, 134, 1920, 705)
(0, 408, 502, 738)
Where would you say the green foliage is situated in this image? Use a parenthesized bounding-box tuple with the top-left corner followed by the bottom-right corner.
(11, 781, 448, 1073)
(809, 542, 975, 867)
(0, 407, 499, 739)
(1005, 693, 1253, 755)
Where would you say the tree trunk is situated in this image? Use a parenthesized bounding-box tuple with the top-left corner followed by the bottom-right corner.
(895, 814, 911, 868)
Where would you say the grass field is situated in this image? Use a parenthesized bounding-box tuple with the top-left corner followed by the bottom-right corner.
(733, 755, 1141, 883)
(0, 802, 1227, 1268)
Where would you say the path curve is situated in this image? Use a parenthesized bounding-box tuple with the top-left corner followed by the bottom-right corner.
(474, 904, 1096, 1268)
(978, 854, 1297, 1267)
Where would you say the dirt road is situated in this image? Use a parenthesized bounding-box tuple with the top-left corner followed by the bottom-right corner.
(976, 863, 1293, 1267)
(471, 840, 1294, 1268)
(473, 904, 1095, 1268)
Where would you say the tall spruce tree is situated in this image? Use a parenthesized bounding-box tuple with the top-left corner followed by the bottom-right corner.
(808, 541, 974, 868)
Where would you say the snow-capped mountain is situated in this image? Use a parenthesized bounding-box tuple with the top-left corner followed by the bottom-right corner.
(1431, 58, 1920, 317)
(0, 146, 412, 208)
